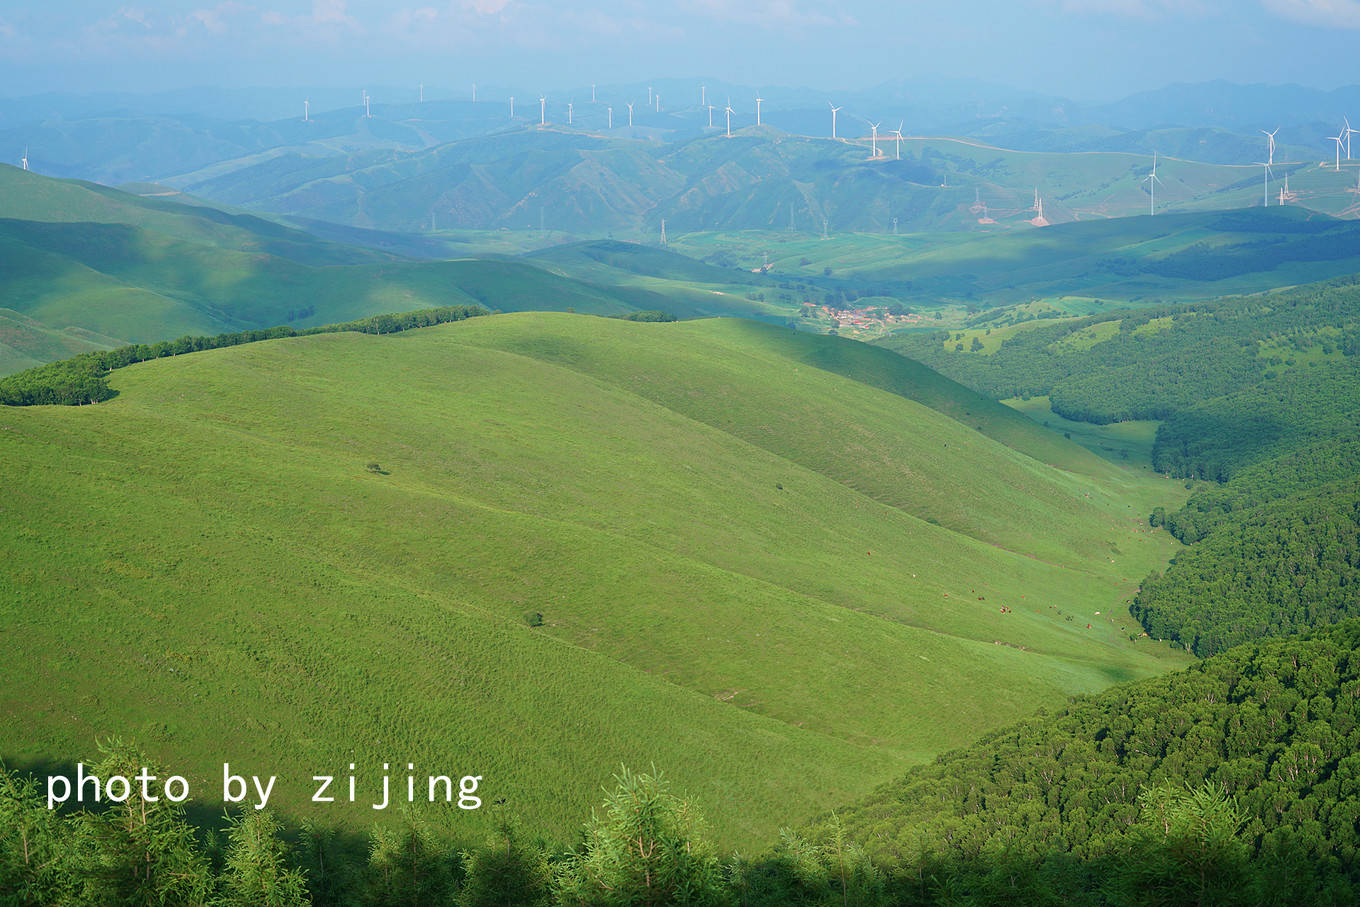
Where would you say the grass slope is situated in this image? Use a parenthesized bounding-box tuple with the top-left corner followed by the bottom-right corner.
(0, 314, 1186, 848)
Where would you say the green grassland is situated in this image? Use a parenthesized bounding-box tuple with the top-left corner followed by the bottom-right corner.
(671, 207, 1360, 325)
(0, 169, 814, 375)
(1, 313, 1189, 849)
(1004, 395, 1162, 468)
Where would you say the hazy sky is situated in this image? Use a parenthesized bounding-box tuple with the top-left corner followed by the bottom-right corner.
(2, 0, 1358, 100)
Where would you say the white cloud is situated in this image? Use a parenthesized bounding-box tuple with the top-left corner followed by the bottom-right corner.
(687, 0, 857, 29)
(1261, 0, 1360, 27)
(1042, 0, 1216, 18)
(117, 6, 152, 28)
(312, 0, 358, 27)
(462, 0, 510, 15)
(189, 3, 254, 34)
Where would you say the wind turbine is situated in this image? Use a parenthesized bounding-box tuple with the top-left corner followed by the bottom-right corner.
(627, 102, 633, 126)
(707, 104, 714, 128)
(362, 90, 371, 119)
(1330, 129, 1344, 170)
(303, 98, 309, 122)
(892, 121, 903, 160)
(1347, 116, 1358, 160)
(1262, 127, 1278, 166)
(755, 96, 764, 126)
(701, 85, 707, 106)
(829, 102, 841, 139)
(608, 106, 613, 128)
(510, 96, 515, 118)
(20, 146, 28, 171)
(725, 102, 734, 137)
(647, 85, 653, 105)
(655, 93, 660, 113)
(869, 121, 880, 158)
(568, 101, 573, 125)
(1144, 151, 1163, 216)
(539, 96, 546, 125)
(591, 84, 596, 103)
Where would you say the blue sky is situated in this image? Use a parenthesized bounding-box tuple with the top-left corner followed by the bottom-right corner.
(1, 0, 1358, 99)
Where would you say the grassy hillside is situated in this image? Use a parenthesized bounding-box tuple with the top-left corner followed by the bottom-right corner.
(0, 313, 1187, 848)
(0, 170, 800, 375)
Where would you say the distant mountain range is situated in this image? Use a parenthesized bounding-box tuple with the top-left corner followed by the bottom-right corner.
(7, 78, 1360, 187)
(142, 125, 1359, 238)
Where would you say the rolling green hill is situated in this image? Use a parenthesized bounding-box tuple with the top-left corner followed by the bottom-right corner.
(0, 169, 797, 375)
(0, 313, 1188, 848)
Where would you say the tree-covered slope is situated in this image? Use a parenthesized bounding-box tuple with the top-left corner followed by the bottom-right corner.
(820, 619, 1360, 902)
(1135, 479, 1360, 656)
(0, 313, 1185, 848)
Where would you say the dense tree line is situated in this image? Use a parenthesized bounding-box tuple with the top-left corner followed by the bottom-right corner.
(1165, 435, 1360, 544)
(611, 310, 678, 322)
(0, 305, 488, 407)
(815, 619, 1360, 905)
(887, 275, 1360, 482)
(12, 624, 1360, 904)
(1133, 479, 1360, 656)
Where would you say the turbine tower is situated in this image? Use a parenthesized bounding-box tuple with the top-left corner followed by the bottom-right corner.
(647, 85, 653, 105)
(869, 121, 880, 158)
(725, 102, 734, 138)
(608, 106, 613, 128)
(1144, 151, 1163, 216)
(701, 85, 707, 106)
(303, 98, 309, 122)
(539, 96, 546, 126)
(419, 82, 423, 103)
(510, 96, 515, 118)
(829, 102, 841, 139)
(755, 96, 764, 126)
(363, 90, 371, 119)
(1257, 157, 1274, 207)
(591, 84, 596, 103)
(472, 83, 477, 103)
(892, 121, 903, 160)
(568, 101, 573, 125)
(627, 102, 633, 127)
(655, 93, 661, 113)
(707, 104, 714, 128)
(1330, 129, 1344, 170)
